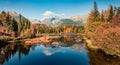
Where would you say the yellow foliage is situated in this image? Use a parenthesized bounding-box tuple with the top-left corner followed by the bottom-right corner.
(85, 22, 102, 38)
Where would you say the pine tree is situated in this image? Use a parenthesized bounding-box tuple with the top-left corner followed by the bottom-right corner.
(88, 10, 94, 22)
(11, 18, 18, 37)
(88, 1, 100, 22)
(1, 11, 6, 21)
(12, 18, 18, 32)
(117, 7, 120, 15)
(6, 12, 11, 27)
(93, 1, 100, 21)
(18, 14, 22, 32)
(107, 5, 114, 22)
(114, 7, 120, 16)
(0, 20, 3, 26)
(101, 10, 105, 22)
(1, 11, 6, 14)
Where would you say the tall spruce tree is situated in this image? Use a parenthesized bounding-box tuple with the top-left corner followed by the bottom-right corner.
(114, 7, 120, 16)
(12, 18, 18, 37)
(18, 14, 22, 32)
(93, 1, 100, 21)
(101, 10, 105, 22)
(6, 12, 11, 27)
(107, 5, 114, 22)
(12, 18, 18, 32)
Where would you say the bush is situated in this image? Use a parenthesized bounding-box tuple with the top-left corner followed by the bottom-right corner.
(92, 22, 111, 46)
(93, 26, 120, 56)
(101, 27, 120, 56)
(85, 22, 102, 38)
(20, 29, 36, 39)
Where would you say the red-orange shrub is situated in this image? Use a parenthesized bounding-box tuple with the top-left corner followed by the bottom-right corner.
(93, 25, 120, 56)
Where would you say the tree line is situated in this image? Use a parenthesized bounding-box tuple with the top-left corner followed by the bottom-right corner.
(0, 11, 84, 38)
(85, 1, 120, 57)
(0, 11, 31, 37)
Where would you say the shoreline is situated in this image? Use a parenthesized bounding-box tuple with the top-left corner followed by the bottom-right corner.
(23, 36, 61, 44)
(7, 35, 63, 45)
(1, 35, 120, 57)
(83, 36, 120, 57)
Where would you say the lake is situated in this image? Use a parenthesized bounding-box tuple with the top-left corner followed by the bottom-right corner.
(0, 35, 120, 65)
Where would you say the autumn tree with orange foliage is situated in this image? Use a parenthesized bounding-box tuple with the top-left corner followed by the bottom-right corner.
(85, 1, 101, 38)
(85, 1, 120, 56)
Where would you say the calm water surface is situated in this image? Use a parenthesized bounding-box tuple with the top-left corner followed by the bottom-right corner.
(0, 36, 89, 65)
(2, 44, 89, 65)
(0, 35, 120, 65)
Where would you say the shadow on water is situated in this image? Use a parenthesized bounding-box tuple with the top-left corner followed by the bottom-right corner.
(87, 48, 120, 65)
(0, 40, 9, 49)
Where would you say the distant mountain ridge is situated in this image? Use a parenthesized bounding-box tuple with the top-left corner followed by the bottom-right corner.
(70, 15, 82, 22)
(0, 11, 85, 26)
(0, 11, 31, 36)
(8, 11, 19, 17)
(0, 11, 29, 23)
(30, 19, 41, 24)
(41, 16, 84, 26)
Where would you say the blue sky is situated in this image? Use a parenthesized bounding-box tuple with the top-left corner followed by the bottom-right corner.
(0, 0, 120, 20)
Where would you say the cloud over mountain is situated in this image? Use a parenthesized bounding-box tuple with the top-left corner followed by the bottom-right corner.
(42, 11, 64, 17)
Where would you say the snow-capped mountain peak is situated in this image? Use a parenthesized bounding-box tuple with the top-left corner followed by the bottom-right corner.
(8, 11, 19, 16)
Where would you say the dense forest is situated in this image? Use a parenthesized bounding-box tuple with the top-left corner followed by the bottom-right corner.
(0, 11, 84, 41)
(0, 11, 30, 37)
(85, 1, 120, 57)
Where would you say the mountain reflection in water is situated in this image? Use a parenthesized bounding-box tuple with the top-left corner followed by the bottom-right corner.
(0, 36, 89, 65)
(0, 35, 119, 65)
(0, 44, 88, 65)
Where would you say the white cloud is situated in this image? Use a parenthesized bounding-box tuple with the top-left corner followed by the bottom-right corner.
(43, 11, 54, 17)
(42, 11, 64, 17)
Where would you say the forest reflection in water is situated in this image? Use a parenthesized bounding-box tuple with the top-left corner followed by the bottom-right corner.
(0, 35, 120, 65)
(88, 49, 120, 65)
(0, 35, 88, 65)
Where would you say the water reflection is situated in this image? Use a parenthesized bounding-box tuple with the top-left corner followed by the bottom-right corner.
(0, 43, 31, 64)
(41, 45, 65, 56)
(0, 36, 89, 65)
(88, 49, 120, 65)
(0, 43, 89, 65)
(0, 35, 119, 65)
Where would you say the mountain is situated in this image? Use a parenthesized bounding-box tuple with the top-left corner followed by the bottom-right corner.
(71, 15, 88, 24)
(2, 11, 30, 23)
(70, 15, 82, 22)
(41, 16, 62, 26)
(41, 18, 53, 26)
(0, 11, 31, 36)
(1, 11, 86, 26)
(41, 16, 84, 26)
(60, 19, 75, 25)
(29, 19, 41, 24)
(8, 11, 20, 22)
(0, 11, 28, 23)
(8, 11, 19, 17)
(60, 18, 84, 25)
